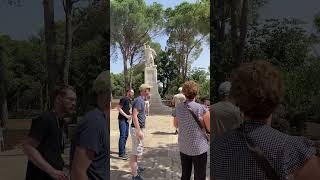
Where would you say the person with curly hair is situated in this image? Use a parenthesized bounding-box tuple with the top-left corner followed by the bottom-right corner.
(173, 80, 210, 180)
(212, 61, 320, 180)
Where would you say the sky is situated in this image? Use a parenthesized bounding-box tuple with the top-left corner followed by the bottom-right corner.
(0, 0, 65, 39)
(110, 0, 210, 74)
(259, 0, 320, 55)
(1, 0, 319, 72)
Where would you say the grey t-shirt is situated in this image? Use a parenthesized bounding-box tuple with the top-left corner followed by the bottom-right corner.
(212, 101, 243, 136)
(70, 108, 109, 180)
(131, 96, 146, 129)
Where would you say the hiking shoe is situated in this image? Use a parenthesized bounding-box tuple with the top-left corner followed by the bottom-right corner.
(132, 175, 144, 180)
(137, 166, 145, 174)
(119, 154, 128, 160)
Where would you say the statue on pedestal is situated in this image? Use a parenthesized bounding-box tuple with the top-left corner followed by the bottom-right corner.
(144, 43, 157, 68)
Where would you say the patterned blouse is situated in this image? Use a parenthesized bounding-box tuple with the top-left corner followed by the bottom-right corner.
(212, 120, 316, 180)
(173, 100, 209, 156)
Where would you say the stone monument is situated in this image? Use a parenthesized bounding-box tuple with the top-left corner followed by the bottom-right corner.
(144, 43, 172, 115)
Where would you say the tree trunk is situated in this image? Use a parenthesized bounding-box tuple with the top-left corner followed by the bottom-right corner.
(0, 48, 8, 128)
(40, 84, 43, 111)
(1, 99, 8, 128)
(43, 0, 58, 108)
(122, 53, 129, 93)
(184, 55, 188, 80)
(230, 0, 239, 65)
(63, 0, 73, 85)
(129, 57, 134, 89)
(16, 92, 19, 112)
(238, 0, 248, 64)
(212, 0, 226, 102)
(45, 83, 49, 111)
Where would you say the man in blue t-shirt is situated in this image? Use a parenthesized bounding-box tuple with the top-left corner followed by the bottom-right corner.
(130, 84, 151, 180)
(70, 71, 110, 180)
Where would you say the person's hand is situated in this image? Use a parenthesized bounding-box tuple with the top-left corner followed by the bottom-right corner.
(136, 130, 144, 140)
(49, 169, 68, 180)
(126, 115, 132, 120)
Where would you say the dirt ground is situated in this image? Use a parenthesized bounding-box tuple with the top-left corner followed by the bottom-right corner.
(110, 109, 211, 180)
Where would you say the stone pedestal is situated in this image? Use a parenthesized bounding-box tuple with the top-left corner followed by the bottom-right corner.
(145, 66, 172, 115)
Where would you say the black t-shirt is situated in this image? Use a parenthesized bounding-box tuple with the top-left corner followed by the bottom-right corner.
(118, 96, 131, 120)
(25, 111, 64, 180)
(70, 108, 109, 180)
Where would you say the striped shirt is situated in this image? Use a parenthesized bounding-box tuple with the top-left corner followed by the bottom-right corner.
(173, 100, 209, 156)
(212, 120, 316, 180)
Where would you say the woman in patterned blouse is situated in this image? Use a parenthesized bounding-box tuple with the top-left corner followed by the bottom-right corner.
(212, 60, 320, 180)
(173, 80, 210, 180)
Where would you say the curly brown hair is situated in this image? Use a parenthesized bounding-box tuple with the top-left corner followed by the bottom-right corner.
(230, 60, 284, 119)
(182, 80, 199, 100)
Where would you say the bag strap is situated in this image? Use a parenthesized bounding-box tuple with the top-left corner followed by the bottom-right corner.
(240, 125, 280, 180)
(185, 103, 210, 134)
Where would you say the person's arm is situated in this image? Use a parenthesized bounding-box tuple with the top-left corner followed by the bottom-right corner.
(23, 138, 67, 180)
(117, 105, 130, 119)
(23, 116, 67, 180)
(132, 107, 143, 140)
(70, 115, 100, 180)
(117, 98, 130, 119)
(289, 155, 320, 180)
(132, 108, 140, 131)
(203, 111, 210, 132)
(173, 117, 178, 128)
(71, 146, 94, 180)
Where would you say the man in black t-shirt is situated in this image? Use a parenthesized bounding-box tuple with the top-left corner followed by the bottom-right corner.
(70, 71, 110, 180)
(23, 85, 76, 180)
(117, 89, 134, 160)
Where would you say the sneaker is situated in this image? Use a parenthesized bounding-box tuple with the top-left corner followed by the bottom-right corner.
(137, 166, 145, 174)
(132, 175, 144, 180)
(119, 154, 128, 160)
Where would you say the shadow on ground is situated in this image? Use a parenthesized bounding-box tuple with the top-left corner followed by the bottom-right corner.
(151, 131, 177, 135)
(111, 144, 210, 180)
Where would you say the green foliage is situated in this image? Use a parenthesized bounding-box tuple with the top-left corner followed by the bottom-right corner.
(111, 72, 124, 98)
(314, 15, 320, 33)
(165, 1, 209, 79)
(156, 50, 179, 97)
(283, 58, 320, 121)
(111, 0, 164, 89)
(1, 3, 108, 114)
(189, 67, 210, 99)
(247, 18, 313, 71)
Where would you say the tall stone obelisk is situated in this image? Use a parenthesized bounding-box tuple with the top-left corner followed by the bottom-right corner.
(144, 44, 172, 115)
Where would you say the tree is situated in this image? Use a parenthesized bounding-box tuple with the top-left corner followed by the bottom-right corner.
(0, 45, 8, 128)
(247, 18, 313, 71)
(111, 0, 164, 91)
(62, 0, 103, 84)
(43, 0, 59, 108)
(157, 50, 179, 97)
(212, 0, 267, 102)
(165, 1, 209, 82)
(189, 67, 210, 99)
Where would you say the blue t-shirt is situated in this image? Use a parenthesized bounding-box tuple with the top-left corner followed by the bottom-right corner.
(131, 96, 146, 128)
(70, 108, 109, 180)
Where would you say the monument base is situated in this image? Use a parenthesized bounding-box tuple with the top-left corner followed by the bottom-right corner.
(145, 67, 172, 115)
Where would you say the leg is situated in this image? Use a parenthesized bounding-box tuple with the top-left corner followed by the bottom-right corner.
(130, 128, 143, 177)
(193, 152, 207, 180)
(180, 152, 193, 180)
(130, 154, 138, 176)
(118, 119, 126, 156)
(124, 120, 129, 154)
